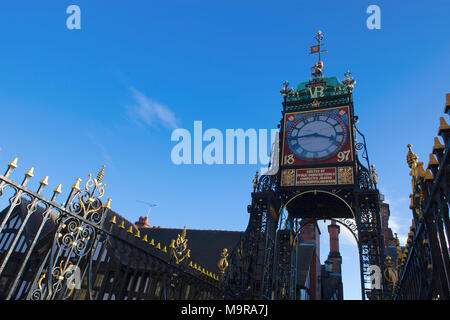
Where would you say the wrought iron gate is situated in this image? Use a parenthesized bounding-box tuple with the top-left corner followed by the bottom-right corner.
(392, 96, 450, 300)
(0, 161, 223, 300)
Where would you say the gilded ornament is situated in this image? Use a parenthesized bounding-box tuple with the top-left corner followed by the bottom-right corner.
(218, 248, 229, 274)
(170, 226, 191, 264)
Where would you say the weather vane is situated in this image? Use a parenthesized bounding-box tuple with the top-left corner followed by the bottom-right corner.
(310, 30, 328, 61)
(310, 30, 328, 78)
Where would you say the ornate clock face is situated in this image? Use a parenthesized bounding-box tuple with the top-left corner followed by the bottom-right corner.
(286, 111, 348, 161)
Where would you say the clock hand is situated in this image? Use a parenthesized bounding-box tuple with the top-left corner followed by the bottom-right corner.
(299, 133, 335, 140)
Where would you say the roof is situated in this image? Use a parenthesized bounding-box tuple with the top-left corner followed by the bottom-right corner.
(137, 227, 243, 274)
(295, 76, 342, 92)
(104, 209, 243, 275)
(1, 199, 243, 277)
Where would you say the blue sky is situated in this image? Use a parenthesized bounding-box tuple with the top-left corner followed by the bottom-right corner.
(0, 1, 449, 300)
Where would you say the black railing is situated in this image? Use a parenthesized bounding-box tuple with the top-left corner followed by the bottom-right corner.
(393, 94, 450, 300)
(0, 162, 223, 300)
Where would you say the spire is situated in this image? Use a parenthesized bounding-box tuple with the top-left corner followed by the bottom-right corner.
(309, 30, 328, 79)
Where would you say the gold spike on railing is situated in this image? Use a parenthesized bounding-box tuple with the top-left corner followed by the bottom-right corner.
(438, 117, 450, 135)
(8, 158, 18, 169)
(71, 178, 82, 191)
(25, 167, 34, 177)
(21, 167, 34, 187)
(36, 176, 49, 195)
(432, 137, 445, 152)
(4, 157, 18, 178)
(40, 176, 48, 186)
(51, 184, 62, 202)
(424, 169, 434, 181)
(64, 177, 82, 209)
(103, 198, 112, 210)
(428, 153, 439, 169)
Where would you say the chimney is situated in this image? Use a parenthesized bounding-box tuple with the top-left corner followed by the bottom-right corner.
(327, 220, 343, 300)
(328, 220, 340, 254)
(135, 216, 150, 228)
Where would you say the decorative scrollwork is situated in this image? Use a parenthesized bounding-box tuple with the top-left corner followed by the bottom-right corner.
(355, 142, 365, 150)
(256, 174, 280, 195)
(169, 226, 190, 264)
(68, 169, 107, 224)
(384, 256, 398, 287)
(27, 166, 111, 300)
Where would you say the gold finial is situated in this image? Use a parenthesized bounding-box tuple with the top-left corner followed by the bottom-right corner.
(97, 165, 105, 182)
(433, 137, 445, 151)
(370, 164, 378, 184)
(438, 117, 450, 134)
(406, 144, 418, 169)
(343, 70, 356, 91)
(25, 167, 34, 177)
(280, 80, 293, 96)
(53, 184, 62, 194)
(109, 215, 117, 224)
(103, 198, 112, 209)
(253, 171, 259, 189)
(40, 176, 49, 186)
(71, 178, 82, 191)
(8, 157, 18, 169)
(384, 256, 398, 287)
(424, 169, 434, 181)
(428, 153, 439, 167)
(36, 175, 49, 195)
(218, 248, 229, 274)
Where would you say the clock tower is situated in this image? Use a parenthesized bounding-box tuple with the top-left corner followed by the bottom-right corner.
(224, 31, 389, 301)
